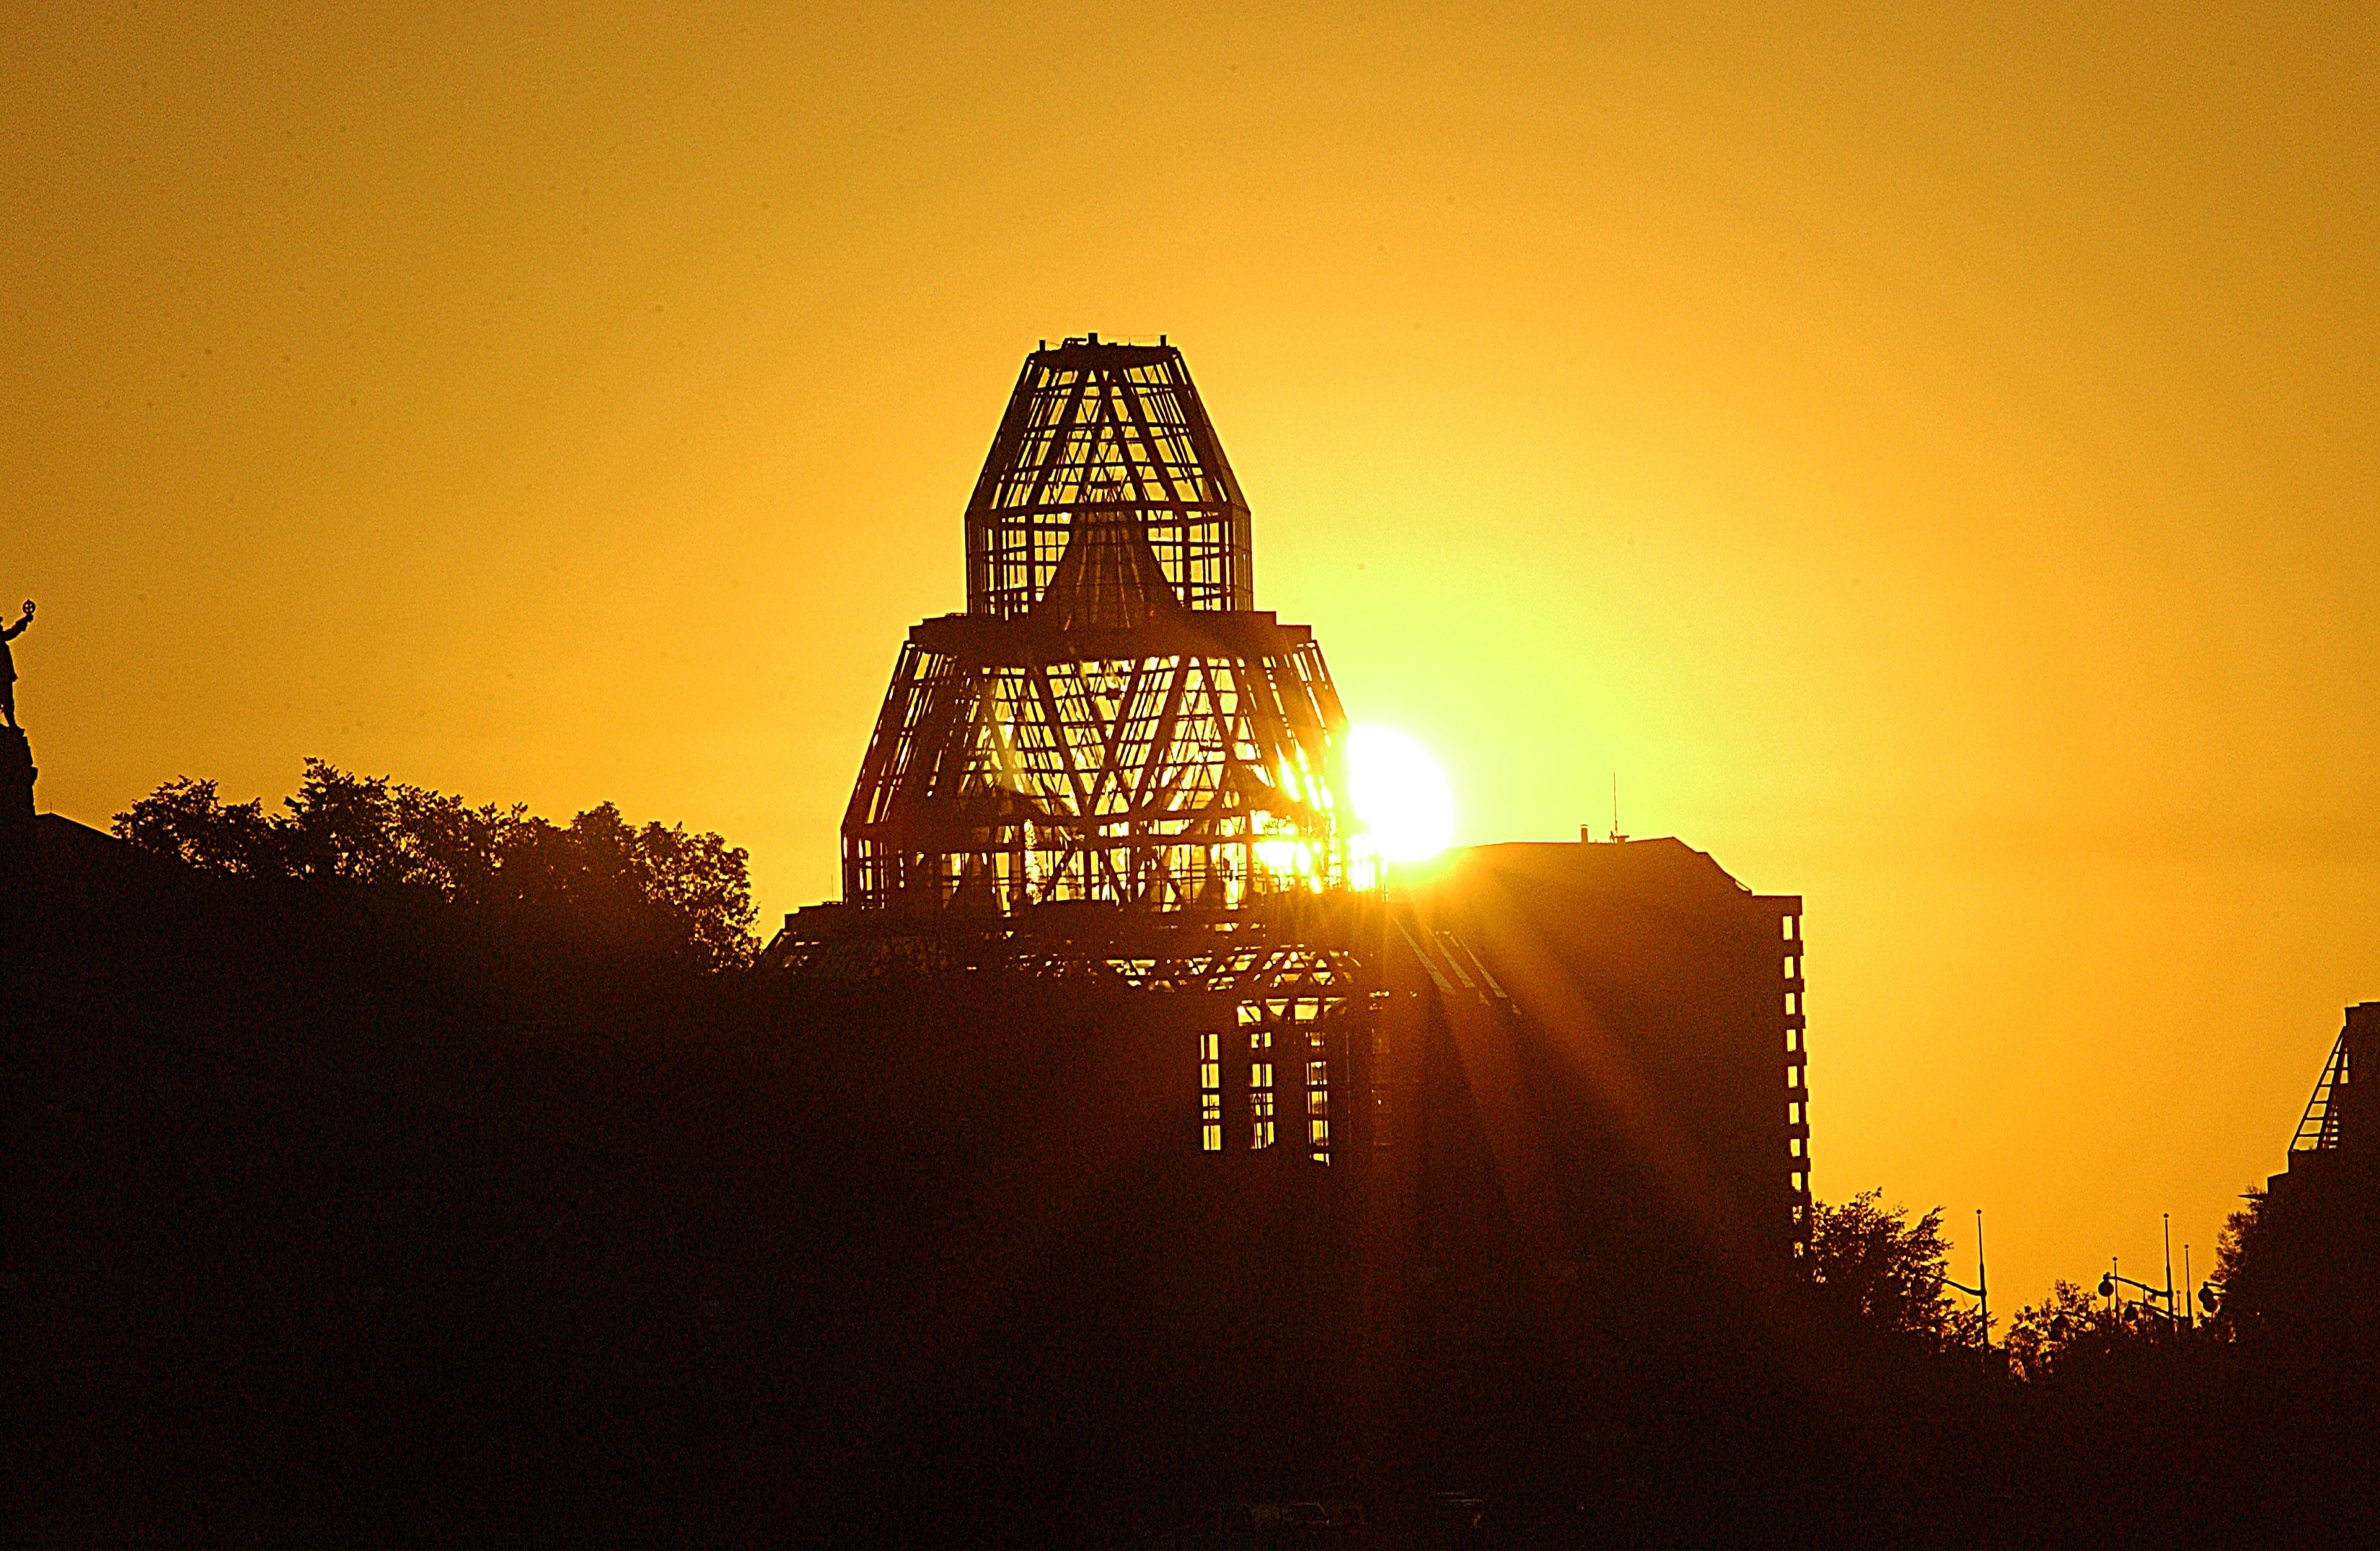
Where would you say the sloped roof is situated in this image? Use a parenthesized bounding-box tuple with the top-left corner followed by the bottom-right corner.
(1029, 494, 1184, 631)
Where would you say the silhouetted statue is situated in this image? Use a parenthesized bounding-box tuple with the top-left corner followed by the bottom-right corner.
(1, 599, 32, 728)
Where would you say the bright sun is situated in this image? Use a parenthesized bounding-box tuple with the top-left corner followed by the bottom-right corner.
(1346, 725, 1455, 864)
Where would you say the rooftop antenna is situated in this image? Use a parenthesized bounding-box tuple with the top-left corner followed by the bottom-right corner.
(1609, 774, 1627, 844)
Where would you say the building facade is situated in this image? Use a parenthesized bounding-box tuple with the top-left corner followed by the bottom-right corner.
(770, 337, 1811, 1271)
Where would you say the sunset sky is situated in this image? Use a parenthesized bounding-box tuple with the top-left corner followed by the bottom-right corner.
(9, 2, 2376, 1308)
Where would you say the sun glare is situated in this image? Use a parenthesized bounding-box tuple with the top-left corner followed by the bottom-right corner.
(1347, 725, 1455, 865)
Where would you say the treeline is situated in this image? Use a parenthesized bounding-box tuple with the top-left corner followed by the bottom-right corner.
(113, 759, 759, 970)
(1778, 1180, 2372, 1548)
(1803, 1180, 2368, 1382)
(1802, 1186, 2212, 1377)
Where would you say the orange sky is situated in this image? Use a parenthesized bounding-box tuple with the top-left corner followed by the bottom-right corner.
(9, 2, 2376, 1311)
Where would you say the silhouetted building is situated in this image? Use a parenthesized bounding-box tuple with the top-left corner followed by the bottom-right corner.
(767, 337, 1810, 1273)
(839, 335, 1344, 914)
(2270, 1002, 2380, 1198)
(1413, 841, 1810, 1267)
(2214, 1002, 2380, 1379)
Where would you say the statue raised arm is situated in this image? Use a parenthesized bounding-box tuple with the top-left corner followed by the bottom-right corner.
(1, 600, 32, 729)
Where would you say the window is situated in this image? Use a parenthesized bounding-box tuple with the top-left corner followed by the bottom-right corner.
(1251, 1060, 1275, 1149)
(1199, 1032, 1223, 1152)
(1307, 1054, 1330, 1160)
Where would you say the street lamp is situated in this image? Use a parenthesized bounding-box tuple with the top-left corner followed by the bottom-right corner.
(2097, 1266, 2178, 1319)
(2097, 1215, 2187, 1333)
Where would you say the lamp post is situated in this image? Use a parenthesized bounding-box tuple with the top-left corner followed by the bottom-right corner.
(2163, 1214, 2174, 1332)
(2097, 1216, 2185, 1333)
(2097, 1265, 2180, 1325)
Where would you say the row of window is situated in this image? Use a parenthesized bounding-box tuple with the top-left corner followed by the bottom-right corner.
(1201, 1024, 1334, 1159)
(1782, 912, 1812, 1220)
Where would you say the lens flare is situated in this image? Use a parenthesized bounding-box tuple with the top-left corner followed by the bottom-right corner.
(1347, 725, 1455, 863)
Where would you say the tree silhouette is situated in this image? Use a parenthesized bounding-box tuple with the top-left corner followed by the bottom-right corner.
(112, 759, 759, 969)
(111, 774, 278, 877)
(1804, 1189, 1983, 1354)
(2003, 1279, 2107, 1380)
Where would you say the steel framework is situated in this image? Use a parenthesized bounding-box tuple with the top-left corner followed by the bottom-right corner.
(843, 337, 1353, 914)
(782, 336, 1812, 1255)
(2292, 1003, 2377, 1155)
(966, 335, 1251, 619)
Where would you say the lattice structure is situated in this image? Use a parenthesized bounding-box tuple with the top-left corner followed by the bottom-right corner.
(2292, 1004, 2377, 1154)
(967, 335, 1251, 619)
(2293, 1035, 2350, 1152)
(775, 335, 1814, 1257)
(843, 338, 1352, 914)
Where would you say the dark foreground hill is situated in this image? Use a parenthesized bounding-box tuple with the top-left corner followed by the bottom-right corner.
(6, 816, 2376, 1546)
